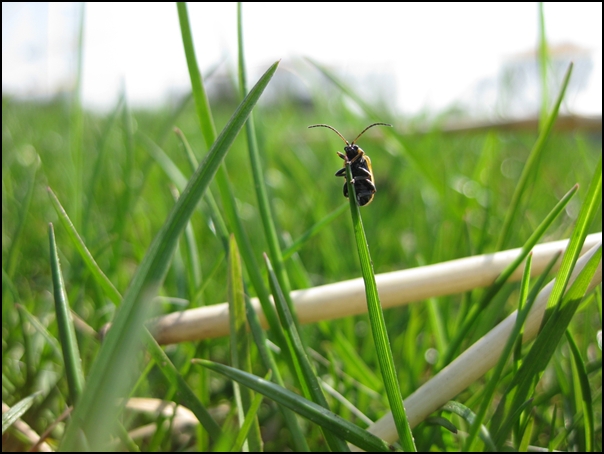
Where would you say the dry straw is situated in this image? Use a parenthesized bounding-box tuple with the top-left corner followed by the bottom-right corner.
(151, 232, 601, 344)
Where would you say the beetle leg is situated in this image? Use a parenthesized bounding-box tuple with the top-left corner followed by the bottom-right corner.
(335, 167, 346, 177)
(349, 150, 364, 164)
(337, 151, 346, 160)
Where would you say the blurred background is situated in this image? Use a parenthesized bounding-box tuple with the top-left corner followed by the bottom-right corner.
(3, 2, 602, 119)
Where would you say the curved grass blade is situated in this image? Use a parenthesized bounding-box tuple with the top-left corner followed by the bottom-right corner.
(265, 254, 350, 451)
(465, 253, 534, 450)
(493, 245, 602, 447)
(142, 330, 222, 440)
(440, 401, 496, 451)
(2, 392, 41, 435)
(178, 2, 288, 358)
(442, 183, 579, 366)
(59, 60, 279, 450)
(237, 3, 297, 329)
(230, 370, 271, 452)
(195, 359, 392, 452)
(48, 223, 85, 405)
(343, 161, 416, 451)
(244, 295, 310, 451)
(228, 235, 262, 451)
(48, 187, 121, 305)
(542, 157, 602, 323)
(565, 330, 594, 451)
(496, 63, 574, 250)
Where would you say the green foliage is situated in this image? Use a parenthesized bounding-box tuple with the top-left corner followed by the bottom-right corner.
(2, 5, 601, 453)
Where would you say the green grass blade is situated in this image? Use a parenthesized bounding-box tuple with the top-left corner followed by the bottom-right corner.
(442, 183, 578, 366)
(565, 330, 594, 451)
(228, 234, 262, 451)
(195, 359, 392, 452)
(176, 2, 216, 146)
(343, 161, 416, 451)
(440, 401, 496, 451)
(465, 252, 534, 450)
(59, 60, 279, 450)
(244, 294, 310, 451)
(237, 3, 297, 328)
(2, 392, 41, 435)
(542, 157, 602, 322)
(178, 1, 287, 356)
(264, 253, 350, 451)
(48, 187, 122, 305)
(48, 223, 84, 405)
(230, 371, 271, 452)
(142, 330, 222, 439)
(16, 304, 63, 361)
(496, 63, 574, 250)
(493, 244, 601, 447)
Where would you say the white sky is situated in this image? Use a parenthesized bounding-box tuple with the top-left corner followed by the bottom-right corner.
(2, 2, 602, 116)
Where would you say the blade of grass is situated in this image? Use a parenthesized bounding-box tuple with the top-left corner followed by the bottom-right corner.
(442, 183, 578, 366)
(230, 371, 271, 452)
(365, 240, 601, 445)
(343, 160, 416, 451)
(178, 2, 288, 356)
(48, 223, 84, 405)
(237, 3, 298, 328)
(493, 245, 601, 447)
(496, 63, 573, 250)
(2, 392, 42, 435)
(264, 253, 350, 451)
(440, 401, 496, 451)
(48, 187, 121, 305)
(228, 234, 262, 451)
(542, 157, 602, 324)
(465, 252, 534, 450)
(142, 330, 222, 439)
(194, 359, 392, 452)
(59, 60, 279, 450)
(244, 293, 310, 451)
(565, 330, 594, 451)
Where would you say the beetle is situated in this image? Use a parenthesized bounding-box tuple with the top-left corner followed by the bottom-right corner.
(308, 122, 392, 206)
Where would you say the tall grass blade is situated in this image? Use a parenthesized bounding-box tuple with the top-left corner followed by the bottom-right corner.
(493, 245, 601, 447)
(237, 3, 297, 326)
(59, 60, 279, 450)
(265, 254, 350, 451)
(343, 161, 416, 451)
(565, 330, 594, 451)
(496, 63, 573, 250)
(2, 392, 41, 435)
(48, 223, 84, 405)
(465, 253, 534, 450)
(48, 187, 121, 305)
(442, 183, 578, 366)
(244, 294, 310, 451)
(228, 234, 262, 451)
(195, 359, 392, 452)
(542, 157, 602, 322)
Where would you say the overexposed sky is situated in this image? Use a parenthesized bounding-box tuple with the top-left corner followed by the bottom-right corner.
(2, 2, 602, 116)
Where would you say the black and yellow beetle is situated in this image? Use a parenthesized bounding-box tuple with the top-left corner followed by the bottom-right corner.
(308, 123, 392, 206)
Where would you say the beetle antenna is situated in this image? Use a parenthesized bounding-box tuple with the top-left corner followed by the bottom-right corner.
(351, 123, 392, 145)
(308, 124, 349, 145)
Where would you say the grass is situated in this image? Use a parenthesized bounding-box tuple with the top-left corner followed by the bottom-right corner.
(2, 3, 602, 452)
